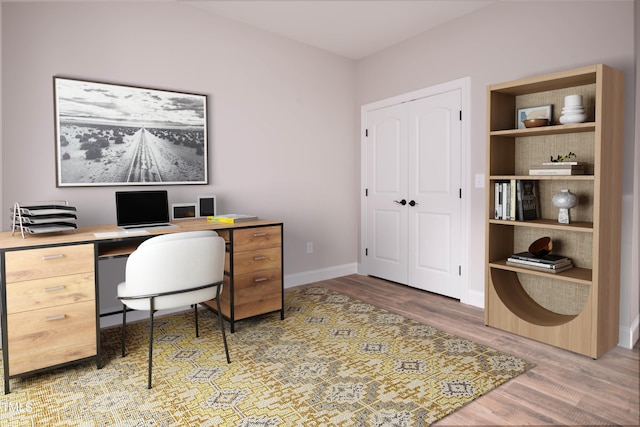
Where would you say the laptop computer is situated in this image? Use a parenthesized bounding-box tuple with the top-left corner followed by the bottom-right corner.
(115, 190, 178, 230)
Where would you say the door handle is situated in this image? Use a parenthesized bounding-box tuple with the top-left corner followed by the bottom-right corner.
(409, 200, 418, 207)
(394, 199, 407, 206)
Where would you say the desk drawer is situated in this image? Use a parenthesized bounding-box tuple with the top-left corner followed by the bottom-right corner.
(221, 269, 282, 320)
(232, 268, 282, 290)
(5, 244, 94, 283)
(232, 226, 281, 252)
(7, 300, 96, 375)
(230, 247, 281, 275)
(6, 273, 95, 314)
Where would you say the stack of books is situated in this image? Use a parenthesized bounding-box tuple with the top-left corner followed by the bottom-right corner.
(529, 161, 586, 176)
(494, 179, 539, 221)
(506, 252, 573, 273)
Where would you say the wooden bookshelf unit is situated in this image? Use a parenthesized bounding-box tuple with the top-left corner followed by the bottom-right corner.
(484, 64, 624, 358)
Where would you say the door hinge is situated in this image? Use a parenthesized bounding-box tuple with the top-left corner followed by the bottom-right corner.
(459, 110, 462, 121)
(365, 248, 368, 256)
(459, 188, 462, 198)
(459, 265, 462, 276)
(365, 188, 368, 197)
(365, 129, 368, 137)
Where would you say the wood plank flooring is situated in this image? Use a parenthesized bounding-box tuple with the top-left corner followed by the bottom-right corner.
(290, 274, 640, 426)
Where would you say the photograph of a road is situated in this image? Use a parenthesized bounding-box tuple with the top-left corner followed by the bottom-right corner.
(54, 77, 207, 187)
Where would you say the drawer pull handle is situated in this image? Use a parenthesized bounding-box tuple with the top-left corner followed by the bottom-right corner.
(254, 277, 268, 283)
(253, 256, 267, 261)
(45, 285, 65, 292)
(45, 314, 66, 322)
(42, 254, 64, 260)
(253, 233, 267, 237)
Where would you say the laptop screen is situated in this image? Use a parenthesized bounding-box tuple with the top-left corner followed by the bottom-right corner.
(115, 190, 171, 228)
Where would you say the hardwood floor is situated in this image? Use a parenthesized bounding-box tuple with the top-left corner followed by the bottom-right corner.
(290, 274, 640, 426)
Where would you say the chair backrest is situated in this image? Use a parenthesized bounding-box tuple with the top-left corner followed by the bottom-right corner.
(124, 230, 225, 308)
(138, 230, 218, 248)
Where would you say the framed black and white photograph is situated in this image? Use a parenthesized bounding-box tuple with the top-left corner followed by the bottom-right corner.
(516, 104, 552, 129)
(54, 77, 208, 187)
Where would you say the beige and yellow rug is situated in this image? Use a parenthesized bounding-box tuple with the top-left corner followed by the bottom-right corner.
(2, 287, 532, 426)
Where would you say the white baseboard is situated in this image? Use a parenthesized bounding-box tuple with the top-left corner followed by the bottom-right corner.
(461, 289, 484, 309)
(91, 298, 640, 351)
(98, 264, 359, 330)
(620, 314, 640, 349)
(100, 306, 191, 329)
(284, 263, 358, 288)
(4, 265, 636, 353)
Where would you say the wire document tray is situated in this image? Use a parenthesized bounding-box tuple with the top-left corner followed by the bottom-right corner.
(11, 200, 78, 238)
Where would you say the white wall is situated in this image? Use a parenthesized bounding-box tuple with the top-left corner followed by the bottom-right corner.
(632, 0, 640, 347)
(1, 1, 359, 301)
(1, 1, 638, 347)
(355, 0, 638, 348)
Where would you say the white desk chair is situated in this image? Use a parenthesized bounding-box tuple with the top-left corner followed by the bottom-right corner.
(117, 230, 230, 389)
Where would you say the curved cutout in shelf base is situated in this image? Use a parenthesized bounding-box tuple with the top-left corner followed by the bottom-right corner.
(519, 273, 590, 316)
(490, 268, 581, 326)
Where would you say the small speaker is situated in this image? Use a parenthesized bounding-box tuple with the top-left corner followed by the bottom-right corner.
(197, 195, 216, 218)
(171, 203, 197, 221)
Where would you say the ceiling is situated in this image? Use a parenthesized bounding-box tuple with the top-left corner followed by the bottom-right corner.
(5, 0, 497, 60)
(182, 0, 496, 60)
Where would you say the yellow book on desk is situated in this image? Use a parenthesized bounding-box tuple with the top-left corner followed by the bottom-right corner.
(207, 214, 258, 224)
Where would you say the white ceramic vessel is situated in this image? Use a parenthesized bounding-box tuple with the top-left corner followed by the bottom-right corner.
(560, 94, 586, 124)
(564, 94, 583, 107)
(559, 113, 586, 124)
(561, 107, 585, 113)
(552, 189, 578, 224)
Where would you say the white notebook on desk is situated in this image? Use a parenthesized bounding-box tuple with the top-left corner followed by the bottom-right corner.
(94, 229, 150, 238)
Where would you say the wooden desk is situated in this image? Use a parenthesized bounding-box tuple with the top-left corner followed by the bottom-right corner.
(0, 219, 283, 393)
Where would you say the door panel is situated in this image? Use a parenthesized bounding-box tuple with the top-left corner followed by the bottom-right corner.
(374, 118, 403, 193)
(372, 209, 402, 264)
(417, 108, 450, 192)
(416, 212, 450, 273)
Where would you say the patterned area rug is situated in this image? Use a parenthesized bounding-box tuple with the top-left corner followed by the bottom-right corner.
(2, 287, 532, 426)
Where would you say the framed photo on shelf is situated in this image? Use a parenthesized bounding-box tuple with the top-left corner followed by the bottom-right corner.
(516, 104, 552, 129)
(54, 77, 208, 187)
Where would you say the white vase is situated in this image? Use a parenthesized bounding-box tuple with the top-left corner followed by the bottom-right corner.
(552, 189, 578, 224)
(559, 113, 586, 124)
(560, 94, 586, 124)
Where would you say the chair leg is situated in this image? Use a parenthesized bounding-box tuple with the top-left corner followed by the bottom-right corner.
(121, 303, 127, 357)
(215, 286, 231, 364)
(148, 299, 155, 389)
(194, 303, 199, 338)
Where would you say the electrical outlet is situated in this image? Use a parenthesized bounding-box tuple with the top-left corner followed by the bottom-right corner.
(306, 242, 314, 254)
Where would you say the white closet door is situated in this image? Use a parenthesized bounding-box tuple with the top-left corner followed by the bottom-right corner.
(407, 89, 462, 298)
(365, 103, 408, 284)
(364, 88, 462, 299)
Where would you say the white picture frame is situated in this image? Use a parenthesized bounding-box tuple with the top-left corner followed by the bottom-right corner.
(54, 77, 208, 187)
(197, 195, 216, 217)
(171, 203, 198, 221)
